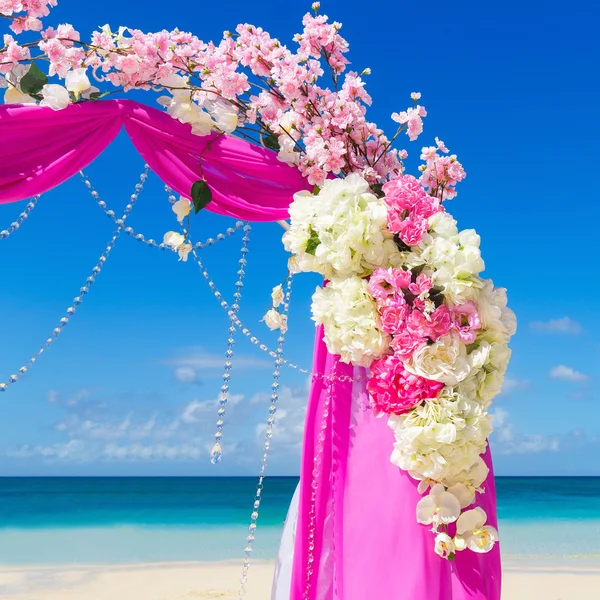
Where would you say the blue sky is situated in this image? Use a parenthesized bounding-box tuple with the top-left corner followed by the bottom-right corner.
(0, 0, 598, 476)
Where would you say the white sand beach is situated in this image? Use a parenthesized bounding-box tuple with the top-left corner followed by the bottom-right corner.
(1, 560, 599, 600)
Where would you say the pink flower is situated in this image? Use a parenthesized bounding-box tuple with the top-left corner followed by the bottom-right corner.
(391, 330, 427, 360)
(368, 354, 443, 416)
(367, 267, 412, 300)
(451, 301, 481, 343)
(409, 273, 433, 296)
(378, 297, 409, 335)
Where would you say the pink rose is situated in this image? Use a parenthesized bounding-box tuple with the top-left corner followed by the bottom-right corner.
(391, 329, 427, 360)
(409, 273, 434, 296)
(368, 354, 444, 416)
(452, 301, 481, 343)
(407, 305, 452, 342)
(378, 297, 409, 335)
(368, 267, 412, 300)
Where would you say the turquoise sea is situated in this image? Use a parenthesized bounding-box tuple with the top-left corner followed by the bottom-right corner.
(0, 477, 599, 565)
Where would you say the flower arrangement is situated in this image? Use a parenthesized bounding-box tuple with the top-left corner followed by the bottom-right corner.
(0, 1, 515, 559)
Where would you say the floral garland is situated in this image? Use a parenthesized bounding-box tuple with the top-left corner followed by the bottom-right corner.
(1, 1, 515, 559)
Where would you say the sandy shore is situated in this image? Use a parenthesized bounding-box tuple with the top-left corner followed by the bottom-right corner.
(1, 560, 599, 599)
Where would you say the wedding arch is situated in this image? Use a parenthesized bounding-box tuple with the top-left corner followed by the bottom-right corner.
(0, 3, 515, 599)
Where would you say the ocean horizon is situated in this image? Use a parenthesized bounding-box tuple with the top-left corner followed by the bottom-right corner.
(0, 476, 599, 565)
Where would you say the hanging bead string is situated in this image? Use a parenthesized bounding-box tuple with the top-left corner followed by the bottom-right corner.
(0, 169, 149, 393)
(80, 171, 245, 250)
(0, 195, 41, 240)
(207, 223, 252, 465)
(190, 249, 362, 384)
(304, 362, 336, 600)
(237, 276, 293, 599)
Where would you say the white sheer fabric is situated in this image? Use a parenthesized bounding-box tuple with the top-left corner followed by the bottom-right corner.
(271, 483, 300, 600)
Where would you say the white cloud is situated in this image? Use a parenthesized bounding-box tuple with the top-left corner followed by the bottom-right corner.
(530, 317, 583, 335)
(46, 388, 90, 406)
(492, 409, 560, 455)
(165, 347, 271, 371)
(174, 367, 197, 383)
(181, 394, 244, 424)
(549, 365, 588, 382)
(500, 376, 530, 395)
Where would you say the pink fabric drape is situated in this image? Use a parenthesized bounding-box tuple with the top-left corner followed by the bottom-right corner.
(292, 334, 502, 600)
(0, 99, 502, 599)
(0, 100, 310, 220)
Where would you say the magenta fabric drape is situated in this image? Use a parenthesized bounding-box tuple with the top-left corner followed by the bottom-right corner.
(291, 335, 502, 600)
(0, 100, 310, 220)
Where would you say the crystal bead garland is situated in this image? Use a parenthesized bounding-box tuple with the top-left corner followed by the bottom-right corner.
(190, 251, 362, 384)
(0, 195, 41, 240)
(0, 169, 149, 393)
(304, 361, 337, 600)
(237, 276, 293, 599)
(208, 223, 252, 465)
(82, 172, 245, 250)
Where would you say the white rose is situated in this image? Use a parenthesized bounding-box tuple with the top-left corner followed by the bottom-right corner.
(474, 280, 517, 340)
(163, 231, 185, 249)
(40, 84, 70, 110)
(406, 332, 471, 386)
(65, 68, 91, 94)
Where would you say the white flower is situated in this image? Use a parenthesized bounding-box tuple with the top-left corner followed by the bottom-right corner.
(406, 332, 471, 386)
(40, 84, 70, 110)
(158, 90, 213, 136)
(389, 390, 492, 483)
(472, 280, 517, 341)
(163, 231, 192, 261)
(163, 231, 185, 249)
(271, 285, 284, 308)
(283, 174, 393, 279)
(177, 243, 192, 262)
(3, 86, 36, 105)
(416, 484, 461, 526)
(311, 276, 390, 367)
(445, 457, 489, 508)
(262, 309, 288, 334)
(65, 68, 91, 94)
(208, 98, 238, 133)
(456, 507, 499, 553)
(172, 197, 192, 224)
(434, 532, 457, 559)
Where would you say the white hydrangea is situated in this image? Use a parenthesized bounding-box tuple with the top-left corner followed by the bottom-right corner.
(411, 212, 485, 303)
(283, 173, 396, 278)
(311, 276, 390, 366)
(388, 389, 492, 484)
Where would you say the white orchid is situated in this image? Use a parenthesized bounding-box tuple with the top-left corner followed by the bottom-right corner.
(65, 68, 91, 94)
(434, 532, 457, 559)
(163, 232, 192, 262)
(271, 285, 284, 308)
(416, 484, 461, 527)
(172, 197, 192, 224)
(40, 84, 70, 110)
(262, 309, 288, 334)
(456, 507, 499, 553)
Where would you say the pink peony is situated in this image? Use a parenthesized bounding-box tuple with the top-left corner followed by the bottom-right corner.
(368, 354, 444, 416)
(451, 301, 481, 343)
(408, 305, 453, 341)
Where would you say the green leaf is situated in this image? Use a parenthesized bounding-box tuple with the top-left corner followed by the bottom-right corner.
(305, 228, 320, 256)
(312, 184, 321, 195)
(19, 63, 48, 96)
(370, 183, 385, 198)
(89, 91, 110, 101)
(191, 179, 212, 214)
(262, 131, 280, 152)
